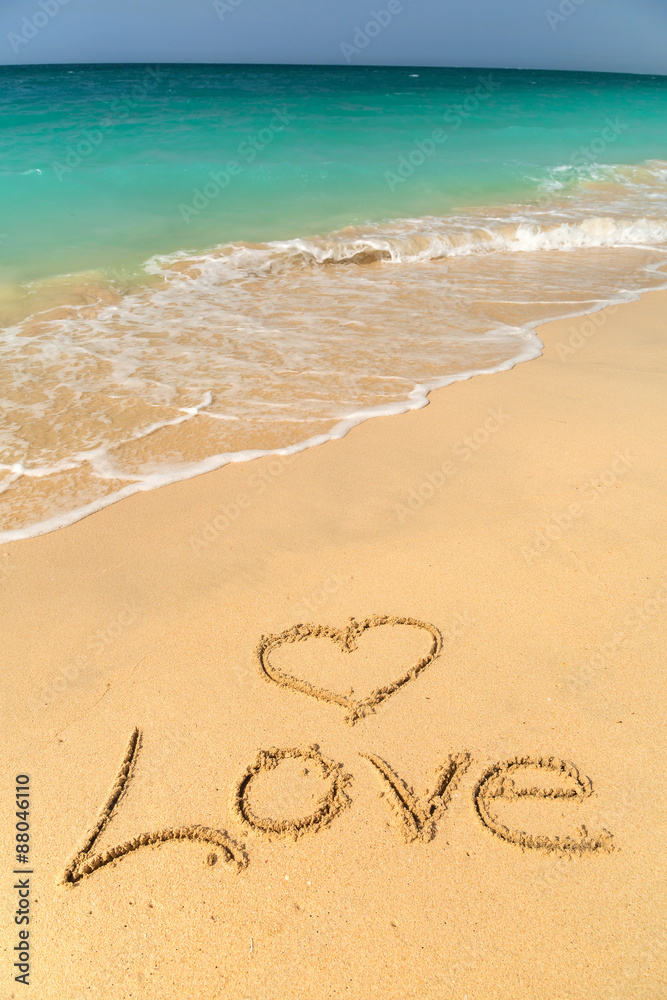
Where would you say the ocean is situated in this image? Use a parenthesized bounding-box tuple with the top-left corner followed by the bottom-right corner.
(1, 63, 666, 541)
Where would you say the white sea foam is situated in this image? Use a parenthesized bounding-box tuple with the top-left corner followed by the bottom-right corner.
(145, 212, 667, 276)
(0, 330, 545, 544)
(2, 158, 667, 543)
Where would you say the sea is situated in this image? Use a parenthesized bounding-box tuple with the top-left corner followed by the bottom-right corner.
(1, 63, 666, 542)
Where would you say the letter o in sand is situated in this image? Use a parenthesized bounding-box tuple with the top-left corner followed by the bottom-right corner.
(233, 745, 351, 840)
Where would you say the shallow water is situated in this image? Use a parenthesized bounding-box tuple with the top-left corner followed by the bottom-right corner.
(1, 65, 666, 541)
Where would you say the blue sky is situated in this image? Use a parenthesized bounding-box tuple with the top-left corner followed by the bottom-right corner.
(1, 0, 666, 74)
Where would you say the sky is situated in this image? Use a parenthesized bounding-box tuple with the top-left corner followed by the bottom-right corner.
(0, 0, 665, 75)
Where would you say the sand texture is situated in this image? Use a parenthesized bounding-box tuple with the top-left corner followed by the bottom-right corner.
(2, 291, 666, 999)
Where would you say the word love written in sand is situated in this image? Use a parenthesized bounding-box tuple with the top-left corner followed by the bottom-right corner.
(62, 729, 613, 886)
(255, 615, 442, 724)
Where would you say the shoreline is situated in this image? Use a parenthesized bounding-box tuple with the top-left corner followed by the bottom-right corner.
(3, 271, 666, 547)
(4, 287, 666, 998)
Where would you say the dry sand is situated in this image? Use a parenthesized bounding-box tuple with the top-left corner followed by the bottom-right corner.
(2, 290, 666, 999)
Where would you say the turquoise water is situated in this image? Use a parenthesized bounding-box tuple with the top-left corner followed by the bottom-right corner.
(1, 64, 667, 541)
(1, 64, 667, 282)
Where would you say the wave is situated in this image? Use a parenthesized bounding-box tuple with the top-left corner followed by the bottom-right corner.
(147, 213, 667, 276)
(149, 159, 667, 274)
(2, 158, 667, 543)
(534, 158, 667, 192)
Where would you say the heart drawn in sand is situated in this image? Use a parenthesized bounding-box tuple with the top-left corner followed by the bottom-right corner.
(255, 615, 442, 725)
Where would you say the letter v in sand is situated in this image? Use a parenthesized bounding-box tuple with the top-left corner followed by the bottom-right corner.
(361, 751, 472, 842)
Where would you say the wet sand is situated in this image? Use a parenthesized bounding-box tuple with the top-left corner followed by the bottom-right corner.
(2, 290, 666, 999)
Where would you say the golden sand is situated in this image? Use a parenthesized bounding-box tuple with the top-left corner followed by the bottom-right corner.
(2, 290, 666, 999)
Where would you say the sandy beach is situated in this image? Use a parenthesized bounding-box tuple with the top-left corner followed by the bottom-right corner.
(3, 288, 666, 999)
